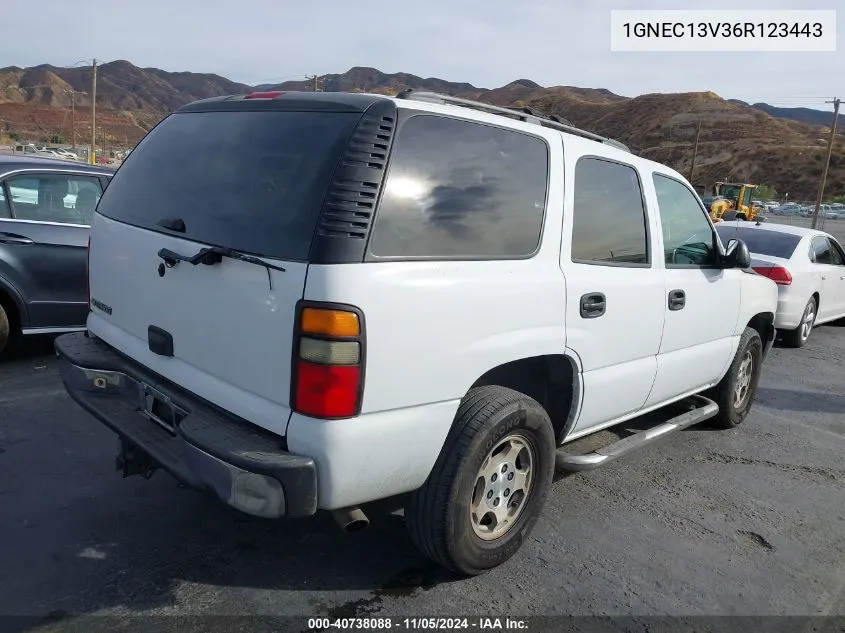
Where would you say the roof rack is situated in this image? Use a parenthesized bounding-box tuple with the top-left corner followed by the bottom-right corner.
(395, 89, 631, 153)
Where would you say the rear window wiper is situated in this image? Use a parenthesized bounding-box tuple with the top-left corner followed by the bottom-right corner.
(158, 245, 286, 290)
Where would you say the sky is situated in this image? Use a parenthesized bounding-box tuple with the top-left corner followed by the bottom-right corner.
(2, 0, 841, 111)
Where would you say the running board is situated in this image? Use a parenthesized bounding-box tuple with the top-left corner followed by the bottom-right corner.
(555, 395, 719, 472)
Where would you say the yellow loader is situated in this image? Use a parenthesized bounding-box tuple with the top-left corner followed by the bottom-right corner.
(703, 182, 759, 223)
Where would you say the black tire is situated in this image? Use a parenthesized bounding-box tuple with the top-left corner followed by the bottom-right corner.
(782, 297, 816, 349)
(706, 327, 763, 428)
(0, 302, 9, 356)
(405, 385, 556, 576)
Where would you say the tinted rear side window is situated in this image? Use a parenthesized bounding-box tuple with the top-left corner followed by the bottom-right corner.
(367, 114, 549, 259)
(715, 225, 802, 259)
(571, 157, 649, 265)
(96, 110, 360, 261)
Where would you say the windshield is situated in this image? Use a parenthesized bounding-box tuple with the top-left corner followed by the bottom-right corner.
(96, 110, 360, 261)
(742, 187, 754, 206)
(718, 184, 741, 201)
(715, 225, 802, 259)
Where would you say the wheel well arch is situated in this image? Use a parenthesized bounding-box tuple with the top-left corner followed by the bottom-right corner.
(812, 291, 820, 312)
(469, 354, 580, 444)
(746, 311, 775, 352)
(0, 282, 25, 339)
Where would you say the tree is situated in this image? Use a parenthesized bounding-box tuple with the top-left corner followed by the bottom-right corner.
(755, 183, 778, 200)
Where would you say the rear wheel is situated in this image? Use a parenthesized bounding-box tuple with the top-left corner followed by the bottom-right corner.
(707, 327, 763, 428)
(405, 385, 555, 576)
(782, 297, 816, 348)
(0, 302, 9, 356)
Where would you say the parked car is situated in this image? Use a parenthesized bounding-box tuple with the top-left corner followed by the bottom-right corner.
(54, 148, 80, 161)
(715, 221, 845, 347)
(54, 90, 778, 575)
(774, 202, 802, 215)
(13, 144, 40, 155)
(0, 155, 114, 354)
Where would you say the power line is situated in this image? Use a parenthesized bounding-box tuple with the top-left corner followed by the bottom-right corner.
(305, 74, 324, 92)
(63, 89, 86, 149)
(90, 59, 97, 165)
(810, 97, 841, 230)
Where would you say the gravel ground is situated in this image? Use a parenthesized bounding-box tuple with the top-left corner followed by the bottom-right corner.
(1, 325, 844, 629)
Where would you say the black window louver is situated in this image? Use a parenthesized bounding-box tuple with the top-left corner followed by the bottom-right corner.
(316, 102, 397, 242)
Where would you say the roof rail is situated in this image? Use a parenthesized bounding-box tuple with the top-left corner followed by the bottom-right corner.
(395, 89, 631, 153)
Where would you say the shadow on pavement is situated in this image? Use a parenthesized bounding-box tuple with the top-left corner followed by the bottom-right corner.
(756, 386, 845, 415)
(1, 333, 59, 360)
(1, 339, 459, 621)
(0, 423, 458, 621)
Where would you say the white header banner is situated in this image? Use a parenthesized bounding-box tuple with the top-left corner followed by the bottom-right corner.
(610, 10, 836, 52)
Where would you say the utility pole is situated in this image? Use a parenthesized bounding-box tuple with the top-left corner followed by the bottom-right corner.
(306, 74, 322, 92)
(89, 59, 97, 164)
(64, 89, 86, 150)
(688, 119, 702, 183)
(811, 97, 841, 230)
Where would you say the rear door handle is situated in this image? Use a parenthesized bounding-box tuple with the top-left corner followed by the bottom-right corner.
(580, 292, 606, 319)
(668, 289, 686, 311)
(0, 232, 34, 245)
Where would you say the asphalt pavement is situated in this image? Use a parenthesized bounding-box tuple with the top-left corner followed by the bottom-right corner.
(1, 326, 844, 628)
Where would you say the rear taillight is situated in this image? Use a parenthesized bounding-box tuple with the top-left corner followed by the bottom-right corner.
(292, 304, 364, 418)
(753, 265, 792, 285)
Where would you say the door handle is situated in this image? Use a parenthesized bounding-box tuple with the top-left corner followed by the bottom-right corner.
(580, 292, 606, 319)
(0, 232, 34, 245)
(668, 289, 686, 311)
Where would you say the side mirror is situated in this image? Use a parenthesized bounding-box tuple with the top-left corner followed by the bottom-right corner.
(724, 238, 751, 269)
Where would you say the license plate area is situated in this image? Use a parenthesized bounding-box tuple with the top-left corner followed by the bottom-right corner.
(138, 383, 187, 434)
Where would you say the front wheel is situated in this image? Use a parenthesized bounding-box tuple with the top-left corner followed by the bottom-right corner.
(405, 386, 556, 576)
(706, 327, 763, 428)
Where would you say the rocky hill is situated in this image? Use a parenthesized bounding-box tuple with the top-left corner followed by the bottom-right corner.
(0, 61, 841, 198)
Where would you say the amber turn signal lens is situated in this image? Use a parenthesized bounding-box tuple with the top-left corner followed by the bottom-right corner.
(300, 308, 360, 337)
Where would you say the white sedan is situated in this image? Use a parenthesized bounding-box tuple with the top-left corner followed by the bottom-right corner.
(715, 221, 845, 348)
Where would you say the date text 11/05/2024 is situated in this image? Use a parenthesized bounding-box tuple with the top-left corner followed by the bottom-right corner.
(622, 22, 824, 38)
(307, 617, 529, 630)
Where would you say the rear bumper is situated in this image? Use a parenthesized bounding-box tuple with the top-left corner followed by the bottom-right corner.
(55, 332, 317, 519)
(774, 291, 808, 331)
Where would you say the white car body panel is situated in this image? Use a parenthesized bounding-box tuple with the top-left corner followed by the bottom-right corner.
(717, 221, 845, 332)
(87, 214, 305, 436)
(77, 96, 780, 512)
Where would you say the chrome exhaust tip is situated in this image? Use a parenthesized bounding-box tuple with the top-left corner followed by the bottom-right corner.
(331, 506, 370, 533)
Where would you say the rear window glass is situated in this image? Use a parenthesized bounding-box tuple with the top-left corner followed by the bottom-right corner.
(715, 225, 801, 259)
(96, 110, 360, 261)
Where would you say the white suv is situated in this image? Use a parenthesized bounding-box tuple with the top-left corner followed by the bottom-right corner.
(56, 90, 778, 575)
